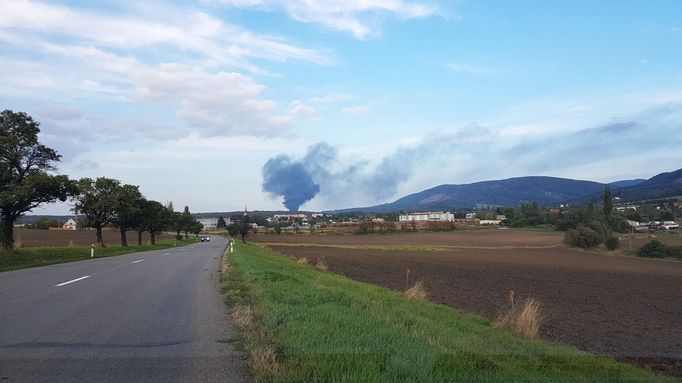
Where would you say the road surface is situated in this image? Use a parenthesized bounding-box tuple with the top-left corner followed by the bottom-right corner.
(0, 236, 250, 382)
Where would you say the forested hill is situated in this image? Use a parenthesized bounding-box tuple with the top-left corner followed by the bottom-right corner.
(333, 169, 681, 213)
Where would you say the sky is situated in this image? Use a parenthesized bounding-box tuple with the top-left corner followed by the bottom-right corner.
(2, 0, 682, 214)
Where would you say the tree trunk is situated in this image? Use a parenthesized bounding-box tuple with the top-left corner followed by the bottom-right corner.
(184, 231, 188, 239)
(120, 227, 127, 247)
(150, 231, 156, 245)
(96, 226, 105, 248)
(137, 230, 143, 246)
(1, 214, 15, 250)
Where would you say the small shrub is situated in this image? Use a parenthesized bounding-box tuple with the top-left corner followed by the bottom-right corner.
(249, 345, 283, 381)
(296, 257, 308, 265)
(564, 225, 601, 248)
(493, 297, 543, 339)
(404, 281, 427, 300)
(175, 234, 183, 240)
(232, 305, 255, 328)
(315, 256, 328, 271)
(636, 240, 682, 259)
(274, 225, 282, 235)
(604, 236, 620, 250)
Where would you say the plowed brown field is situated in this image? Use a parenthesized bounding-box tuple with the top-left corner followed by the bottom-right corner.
(254, 231, 682, 377)
(14, 229, 174, 247)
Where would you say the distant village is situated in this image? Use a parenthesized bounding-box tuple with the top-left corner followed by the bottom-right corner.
(16, 196, 680, 234)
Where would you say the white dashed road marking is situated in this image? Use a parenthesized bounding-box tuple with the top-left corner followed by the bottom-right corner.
(131, 260, 144, 264)
(55, 276, 91, 287)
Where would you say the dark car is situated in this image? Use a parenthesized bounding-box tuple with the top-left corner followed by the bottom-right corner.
(200, 235, 210, 242)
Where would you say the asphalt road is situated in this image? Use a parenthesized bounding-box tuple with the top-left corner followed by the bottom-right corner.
(0, 236, 250, 382)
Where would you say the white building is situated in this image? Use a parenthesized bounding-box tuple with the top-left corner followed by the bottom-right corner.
(399, 211, 455, 222)
(479, 220, 502, 225)
(198, 217, 219, 229)
(62, 219, 77, 230)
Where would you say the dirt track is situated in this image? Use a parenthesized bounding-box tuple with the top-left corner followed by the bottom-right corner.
(267, 242, 682, 377)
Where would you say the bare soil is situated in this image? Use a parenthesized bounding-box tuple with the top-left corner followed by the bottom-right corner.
(266, 236, 682, 377)
(252, 230, 564, 247)
(14, 229, 174, 247)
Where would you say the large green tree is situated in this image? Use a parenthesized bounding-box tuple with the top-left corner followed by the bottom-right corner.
(131, 200, 171, 245)
(0, 110, 76, 250)
(72, 177, 120, 247)
(603, 185, 613, 221)
(180, 206, 193, 239)
(111, 184, 143, 247)
(217, 216, 227, 229)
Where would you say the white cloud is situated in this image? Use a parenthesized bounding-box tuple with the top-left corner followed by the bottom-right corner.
(0, 0, 330, 138)
(0, 0, 330, 66)
(211, 0, 441, 39)
(446, 62, 495, 75)
(129, 63, 295, 136)
(342, 105, 370, 115)
(289, 101, 316, 117)
(310, 93, 356, 103)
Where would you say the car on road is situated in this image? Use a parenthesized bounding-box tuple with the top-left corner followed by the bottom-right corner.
(200, 235, 211, 242)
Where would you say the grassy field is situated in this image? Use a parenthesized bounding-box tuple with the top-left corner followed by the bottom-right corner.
(223, 242, 668, 382)
(0, 237, 199, 272)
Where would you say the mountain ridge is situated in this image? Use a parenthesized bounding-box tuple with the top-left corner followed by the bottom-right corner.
(331, 169, 680, 213)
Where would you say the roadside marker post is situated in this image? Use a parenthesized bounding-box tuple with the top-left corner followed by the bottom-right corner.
(90, 244, 95, 258)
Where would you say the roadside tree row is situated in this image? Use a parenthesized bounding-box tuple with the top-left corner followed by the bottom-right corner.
(1, 109, 203, 251)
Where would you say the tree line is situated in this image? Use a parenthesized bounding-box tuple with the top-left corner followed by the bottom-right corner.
(0, 109, 203, 251)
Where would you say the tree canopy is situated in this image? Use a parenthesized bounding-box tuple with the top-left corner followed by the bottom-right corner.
(0, 110, 76, 250)
(72, 177, 120, 247)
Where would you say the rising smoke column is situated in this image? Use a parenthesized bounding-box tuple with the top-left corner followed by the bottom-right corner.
(261, 155, 320, 211)
(261, 141, 416, 211)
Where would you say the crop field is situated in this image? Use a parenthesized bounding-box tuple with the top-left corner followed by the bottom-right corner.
(252, 230, 682, 377)
(14, 229, 175, 247)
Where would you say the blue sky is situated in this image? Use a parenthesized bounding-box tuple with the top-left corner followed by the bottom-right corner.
(1, 0, 681, 213)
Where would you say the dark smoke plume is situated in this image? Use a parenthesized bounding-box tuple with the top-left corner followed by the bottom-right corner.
(261, 142, 413, 211)
(262, 155, 320, 211)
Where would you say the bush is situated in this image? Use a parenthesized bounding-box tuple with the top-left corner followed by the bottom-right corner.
(604, 236, 620, 250)
(637, 240, 682, 259)
(274, 225, 282, 235)
(564, 225, 602, 248)
(175, 234, 183, 240)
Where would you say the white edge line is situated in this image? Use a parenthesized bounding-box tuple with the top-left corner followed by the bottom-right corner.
(55, 276, 91, 287)
(131, 259, 144, 264)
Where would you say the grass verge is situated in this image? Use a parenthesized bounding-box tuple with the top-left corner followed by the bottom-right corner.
(0, 237, 199, 272)
(223, 241, 669, 382)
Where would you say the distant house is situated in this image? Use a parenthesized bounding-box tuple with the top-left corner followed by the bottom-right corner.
(479, 220, 501, 225)
(495, 215, 507, 221)
(62, 219, 77, 231)
(399, 212, 455, 222)
(465, 213, 477, 220)
(197, 217, 219, 229)
(273, 213, 308, 220)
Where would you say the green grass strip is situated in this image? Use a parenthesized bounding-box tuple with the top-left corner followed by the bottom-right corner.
(1, 237, 199, 272)
(223, 242, 669, 382)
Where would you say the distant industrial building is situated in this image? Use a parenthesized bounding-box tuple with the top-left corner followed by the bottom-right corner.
(197, 217, 219, 229)
(479, 220, 502, 225)
(273, 213, 308, 220)
(399, 212, 455, 222)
